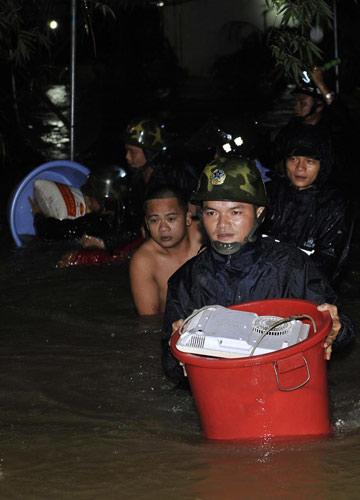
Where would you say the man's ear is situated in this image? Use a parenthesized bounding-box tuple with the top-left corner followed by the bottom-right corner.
(186, 211, 192, 226)
(256, 206, 265, 218)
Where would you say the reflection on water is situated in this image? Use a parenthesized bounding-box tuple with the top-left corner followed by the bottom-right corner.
(25, 84, 70, 161)
(0, 240, 359, 499)
(39, 85, 69, 156)
(27, 82, 104, 162)
(46, 85, 68, 107)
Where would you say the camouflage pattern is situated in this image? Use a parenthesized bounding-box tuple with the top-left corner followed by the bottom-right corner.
(123, 119, 165, 151)
(192, 156, 269, 207)
(82, 166, 128, 201)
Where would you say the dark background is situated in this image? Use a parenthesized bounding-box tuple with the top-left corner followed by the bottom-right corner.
(2, 0, 360, 232)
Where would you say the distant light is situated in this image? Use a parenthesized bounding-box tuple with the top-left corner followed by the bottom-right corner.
(49, 20, 59, 30)
(222, 143, 232, 153)
(157, 2, 165, 6)
(234, 136, 244, 147)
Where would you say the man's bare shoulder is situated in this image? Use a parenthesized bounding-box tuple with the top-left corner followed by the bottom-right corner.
(130, 238, 161, 267)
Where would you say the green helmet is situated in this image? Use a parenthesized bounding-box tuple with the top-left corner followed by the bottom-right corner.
(123, 119, 166, 152)
(81, 165, 128, 201)
(192, 156, 269, 207)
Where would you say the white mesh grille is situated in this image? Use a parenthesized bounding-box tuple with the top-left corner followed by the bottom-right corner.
(252, 316, 292, 337)
(188, 335, 205, 349)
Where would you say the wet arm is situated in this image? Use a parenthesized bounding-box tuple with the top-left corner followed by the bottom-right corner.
(129, 251, 161, 315)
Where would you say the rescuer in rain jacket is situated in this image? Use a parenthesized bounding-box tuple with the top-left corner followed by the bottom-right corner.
(161, 156, 355, 382)
(269, 66, 357, 191)
(124, 118, 199, 198)
(263, 133, 352, 282)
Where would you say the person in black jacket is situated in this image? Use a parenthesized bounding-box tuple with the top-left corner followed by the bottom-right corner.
(161, 156, 355, 383)
(270, 66, 356, 191)
(124, 118, 199, 199)
(263, 133, 352, 282)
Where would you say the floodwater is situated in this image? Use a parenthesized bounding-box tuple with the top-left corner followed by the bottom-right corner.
(2, 84, 360, 499)
(1, 235, 360, 500)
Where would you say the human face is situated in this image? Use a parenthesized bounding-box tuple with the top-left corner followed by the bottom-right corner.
(294, 93, 323, 124)
(202, 201, 264, 244)
(294, 93, 315, 119)
(125, 144, 147, 168)
(145, 197, 191, 249)
(286, 155, 320, 190)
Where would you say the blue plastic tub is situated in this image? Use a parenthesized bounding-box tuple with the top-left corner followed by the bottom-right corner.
(8, 160, 90, 247)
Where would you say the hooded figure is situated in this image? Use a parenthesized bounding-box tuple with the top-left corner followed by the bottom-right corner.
(263, 132, 352, 281)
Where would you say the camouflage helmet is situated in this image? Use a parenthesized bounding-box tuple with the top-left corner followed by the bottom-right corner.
(123, 119, 166, 152)
(192, 156, 269, 207)
(81, 165, 128, 201)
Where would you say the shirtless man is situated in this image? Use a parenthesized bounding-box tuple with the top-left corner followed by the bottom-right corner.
(129, 185, 202, 315)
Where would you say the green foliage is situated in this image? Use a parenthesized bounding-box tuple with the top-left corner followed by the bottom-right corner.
(0, 0, 50, 67)
(265, 0, 333, 83)
(0, 0, 116, 133)
(0, 0, 116, 69)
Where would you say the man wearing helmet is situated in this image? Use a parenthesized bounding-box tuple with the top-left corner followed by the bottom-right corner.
(161, 156, 355, 382)
(124, 118, 166, 182)
(293, 69, 330, 125)
(270, 67, 355, 187)
(124, 118, 199, 197)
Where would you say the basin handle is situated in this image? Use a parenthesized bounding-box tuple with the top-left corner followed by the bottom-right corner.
(273, 354, 310, 391)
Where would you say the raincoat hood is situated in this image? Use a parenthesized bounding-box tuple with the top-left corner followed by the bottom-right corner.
(284, 132, 333, 187)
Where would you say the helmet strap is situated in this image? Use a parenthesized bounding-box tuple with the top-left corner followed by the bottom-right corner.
(211, 240, 243, 255)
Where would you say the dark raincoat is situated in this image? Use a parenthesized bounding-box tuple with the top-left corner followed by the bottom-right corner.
(161, 236, 355, 382)
(270, 96, 354, 176)
(263, 136, 352, 281)
(129, 148, 199, 201)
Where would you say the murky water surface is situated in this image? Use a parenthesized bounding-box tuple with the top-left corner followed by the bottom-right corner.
(3, 81, 360, 498)
(0, 236, 359, 500)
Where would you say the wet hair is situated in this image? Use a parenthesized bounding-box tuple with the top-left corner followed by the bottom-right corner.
(144, 185, 189, 214)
